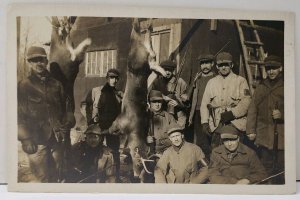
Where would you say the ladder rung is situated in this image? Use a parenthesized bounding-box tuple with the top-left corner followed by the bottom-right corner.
(239, 22, 260, 29)
(248, 60, 265, 65)
(244, 41, 264, 46)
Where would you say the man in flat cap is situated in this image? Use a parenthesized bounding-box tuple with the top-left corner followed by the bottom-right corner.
(147, 90, 178, 154)
(200, 52, 251, 149)
(85, 68, 123, 182)
(18, 46, 75, 182)
(154, 124, 208, 183)
(67, 124, 115, 183)
(149, 59, 187, 128)
(246, 55, 284, 183)
(208, 125, 267, 184)
(186, 53, 216, 158)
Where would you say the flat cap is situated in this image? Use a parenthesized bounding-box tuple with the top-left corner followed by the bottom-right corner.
(160, 60, 177, 70)
(216, 52, 232, 65)
(26, 46, 47, 60)
(149, 90, 164, 102)
(264, 55, 282, 68)
(167, 124, 184, 136)
(84, 124, 102, 135)
(197, 53, 214, 63)
(106, 68, 120, 77)
(219, 125, 239, 139)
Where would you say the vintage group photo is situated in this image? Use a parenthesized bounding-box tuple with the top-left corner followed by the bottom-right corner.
(16, 15, 286, 186)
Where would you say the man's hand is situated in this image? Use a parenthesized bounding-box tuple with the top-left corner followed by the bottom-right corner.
(202, 123, 211, 136)
(247, 133, 256, 141)
(236, 179, 250, 184)
(168, 99, 178, 107)
(180, 93, 189, 103)
(147, 136, 154, 144)
(272, 109, 282, 120)
(220, 111, 235, 124)
(21, 139, 37, 154)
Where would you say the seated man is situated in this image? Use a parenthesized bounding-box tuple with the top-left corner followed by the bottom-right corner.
(154, 125, 208, 183)
(66, 124, 115, 183)
(208, 125, 267, 184)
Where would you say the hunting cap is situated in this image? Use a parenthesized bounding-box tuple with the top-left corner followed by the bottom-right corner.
(216, 52, 233, 65)
(106, 68, 120, 78)
(167, 124, 184, 136)
(160, 60, 177, 70)
(149, 90, 164, 102)
(84, 124, 103, 136)
(197, 53, 214, 63)
(26, 46, 47, 60)
(264, 55, 282, 68)
(219, 125, 239, 139)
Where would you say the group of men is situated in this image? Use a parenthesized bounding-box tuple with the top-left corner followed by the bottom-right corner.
(18, 45, 284, 184)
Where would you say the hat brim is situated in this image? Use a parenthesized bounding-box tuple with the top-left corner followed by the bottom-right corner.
(150, 97, 164, 101)
(265, 61, 282, 68)
(107, 73, 119, 78)
(221, 133, 239, 139)
(198, 58, 214, 63)
(216, 60, 232, 65)
(27, 54, 47, 60)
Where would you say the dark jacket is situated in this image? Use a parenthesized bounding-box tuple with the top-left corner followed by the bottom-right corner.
(67, 141, 115, 183)
(246, 77, 284, 150)
(208, 143, 267, 184)
(18, 72, 75, 144)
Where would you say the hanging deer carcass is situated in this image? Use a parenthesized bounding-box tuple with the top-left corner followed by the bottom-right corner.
(47, 17, 91, 181)
(106, 19, 166, 178)
(49, 16, 91, 113)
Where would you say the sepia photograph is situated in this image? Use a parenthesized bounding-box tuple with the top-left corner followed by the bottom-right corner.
(7, 4, 296, 194)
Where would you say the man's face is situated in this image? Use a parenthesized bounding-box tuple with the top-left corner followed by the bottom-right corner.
(223, 137, 239, 152)
(217, 62, 232, 77)
(200, 60, 214, 74)
(27, 57, 48, 75)
(150, 100, 163, 112)
(86, 134, 102, 148)
(164, 68, 174, 79)
(266, 66, 282, 80)
(169, 132, 184, 147)
(107, 76, 119, 87)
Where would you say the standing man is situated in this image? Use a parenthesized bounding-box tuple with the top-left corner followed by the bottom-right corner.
(187, 53, 216, 157)
(146, 90, 178, 154)
(18, 46, 75, 182)
(246, 55, 284, 183)
(154, 125, 208, 184)
(208, 125, 267, 184)
(200, 52, 251, 149)
(86, 68, 123, 182)
(150, 60, 187, 128)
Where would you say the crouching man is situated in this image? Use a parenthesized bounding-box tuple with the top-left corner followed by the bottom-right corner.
(67, 124, 115, 183)
(208, 125, 267, 184)
(154, 125, 208, 183)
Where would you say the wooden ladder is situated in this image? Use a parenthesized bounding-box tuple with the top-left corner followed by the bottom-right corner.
(235, 20, 267, 95)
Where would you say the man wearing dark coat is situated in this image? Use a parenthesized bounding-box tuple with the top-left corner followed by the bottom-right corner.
(209, 125, 267, 184)
(18, 46, 75, 182)
(246, 55, 284, 183)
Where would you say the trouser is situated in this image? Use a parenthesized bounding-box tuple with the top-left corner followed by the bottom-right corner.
(106, 134, 120, 181)
(192, 112, 211, 159)
(26, 133, 70, 183)
(257, 146, 285, 184)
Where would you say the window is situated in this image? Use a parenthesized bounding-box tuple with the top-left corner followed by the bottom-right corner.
(150, 30, 171, 65)
(85, 49, 117, 77)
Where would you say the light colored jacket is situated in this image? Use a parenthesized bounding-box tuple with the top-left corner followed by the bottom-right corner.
(200, 72, 251, 132)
